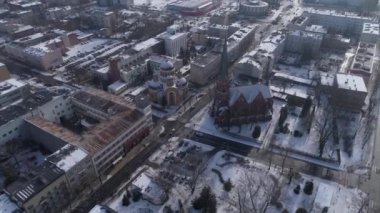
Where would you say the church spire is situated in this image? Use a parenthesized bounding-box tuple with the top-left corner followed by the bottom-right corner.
(217, 15, 229, 81)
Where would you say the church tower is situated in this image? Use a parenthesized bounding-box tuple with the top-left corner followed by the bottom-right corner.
(212, 35, 230, 126)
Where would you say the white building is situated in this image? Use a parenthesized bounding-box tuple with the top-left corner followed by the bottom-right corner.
(0, 78, 28, 108)
(235, 31, 286, 80)
(227, 25, 257, 63)
(0, 88, 73, 145)
(304, 9, 374, 35)
(361, 23, 379, 44)
(239, 0, 269, 17)
(163, 31, 187, 57)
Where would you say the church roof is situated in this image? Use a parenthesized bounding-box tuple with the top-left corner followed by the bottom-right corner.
(229, 84, 272, 106)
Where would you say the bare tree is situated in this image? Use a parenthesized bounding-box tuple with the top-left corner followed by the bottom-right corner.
(3, 139, 21, 168)
(235, 171, 275, 213)
(313, 105, 334, 158)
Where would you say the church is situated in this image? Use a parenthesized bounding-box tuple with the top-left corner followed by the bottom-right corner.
(147, 61, 188, 106)
(212, 38, 273, 127)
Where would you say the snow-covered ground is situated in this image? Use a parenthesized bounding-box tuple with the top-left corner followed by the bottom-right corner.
(267, 173, 368, 213)
(104, 140, 368, 213)
(271, 101, 338, 162)
(0, 194, 19, 213)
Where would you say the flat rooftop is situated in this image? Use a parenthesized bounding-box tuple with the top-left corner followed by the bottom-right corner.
(351, 42, 376, 74)
(132, 38, 161, 52)
(363, 23, 380, 35)
(25, 89, 144, 155)
(0, 89, 56, 126)
(5, 161, 64, 204)
(336, 74, 367, 93)
(0, 78, 27, 96)
(47, 144, 87, 172)
(305, 8, 373, 21)
(72, 88, 135, 116)
(169, 0, 212, 9)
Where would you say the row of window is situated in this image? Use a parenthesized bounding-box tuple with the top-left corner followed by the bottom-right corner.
(2, 127, 18, 138)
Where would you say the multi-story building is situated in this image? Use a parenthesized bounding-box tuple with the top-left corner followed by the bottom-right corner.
(47, 144, 98, 196)
(190, 52, 221, 85)
(285, 30, 323, 57)
(333, 74, 367, 111)
(4, 162, 71, 213)
(24, 88, 152, 179)
(234, 31, 286, 80)
(161, 26, 188, 57)
(350, 42, 377, 83)
(190, 25, 256, 85)
(0, 78, 28, 108)
(361, 23, 379, 44)
(5, 33, 64, 71)
(226, 25, 257, 63)
(304, 9, 374, 35)
(0, 88, 72, 145)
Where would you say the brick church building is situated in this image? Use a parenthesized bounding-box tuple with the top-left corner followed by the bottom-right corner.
(212, 38, 273, 127)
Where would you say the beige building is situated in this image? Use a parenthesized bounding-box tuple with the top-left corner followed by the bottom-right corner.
(190, 52, 221, 85)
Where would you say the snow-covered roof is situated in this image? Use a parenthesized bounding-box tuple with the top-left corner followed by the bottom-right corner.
(362, 23, 379, 35)
(288, 30, 323, 40)
(320, 73, 334, 87)
(336, 74, 367, 93)
(305, 8, 373, 21)
(89, 204, 117, 213)
(0, 78, 27, 96)
(229, 84, 272, 106)
(273, 73, 316, 86)
(132, 173, 165, 201)
(132, 38, 160, 52)
(47, 144, 87, 172)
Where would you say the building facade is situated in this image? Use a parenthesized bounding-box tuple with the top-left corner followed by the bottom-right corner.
(148, 61, 188, 106)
